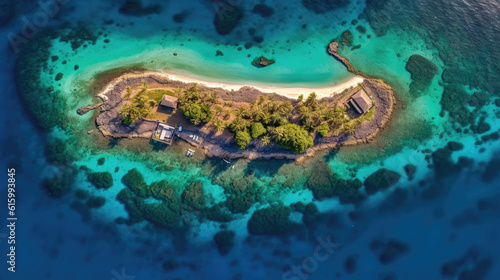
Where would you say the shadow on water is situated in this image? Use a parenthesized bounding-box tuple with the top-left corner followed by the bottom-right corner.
(323, 147, 340, 162)
(150, 140, 168, 152)
(107, 138, 121, 148)
(205, 157, 232, 179)
(244, 159, 288, 177)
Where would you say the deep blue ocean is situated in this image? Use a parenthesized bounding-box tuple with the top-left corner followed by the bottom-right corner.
(0, 0, 499, 279)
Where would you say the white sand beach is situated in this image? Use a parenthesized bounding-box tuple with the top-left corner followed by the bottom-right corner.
(162, 69, 364, 99)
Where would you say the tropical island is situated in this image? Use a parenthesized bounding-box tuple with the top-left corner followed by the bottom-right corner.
(79, 41, 396, 160)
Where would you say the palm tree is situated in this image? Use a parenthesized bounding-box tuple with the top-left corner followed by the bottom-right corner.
(212, 118, 227, 132)
(261, 135, 271, 146)
(230, 117, 247, 132)
(344, 122, 356, 134)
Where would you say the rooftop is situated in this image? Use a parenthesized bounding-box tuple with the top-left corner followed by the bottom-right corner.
(160, 95, 178, 109)
(349, 89, 372, 114)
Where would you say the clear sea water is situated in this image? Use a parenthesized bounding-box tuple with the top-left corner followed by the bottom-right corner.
(0, 0, 499, 279)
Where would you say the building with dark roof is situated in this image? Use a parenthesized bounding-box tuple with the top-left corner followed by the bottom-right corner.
(349, 89, 372, 115)
(159, 95, 178, 113)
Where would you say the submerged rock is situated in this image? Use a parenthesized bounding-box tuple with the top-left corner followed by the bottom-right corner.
(213, 2, 243, 35)
(214, 230, 235, 255)
(55, 72, 63, 81)
(405, 54, 438, 96)
(370, 238, 410, 265)
(447, 141, 464, 151)
(182, 181, 206, 210)
(364, 168, 401, 194)
(77, 103, 102, 115)
(404, 164, 416, 179)
(252, 4, 274, 18)
(302, 0, 349, 14)
(251, 56, 275, 68)
(247, 206, 296, 235)
(118, 0, 161, 16)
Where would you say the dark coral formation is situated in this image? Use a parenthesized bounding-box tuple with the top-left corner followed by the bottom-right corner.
(214, 230, 235, 255)
(44, 139, 74, 166)
(370, 238, 409, 264)
(116, 188, 180, 229)
(441, 247, 492, 280)
(405, 54, 438, 96)
(206, 204, 233, 222)
(302, 0, 349, 14)
(16, 25, 98, 130)
(306, 162, 364, 203)
(122, 168, 150, 197)
(403, 164, 416, 180)
(87, 172, 113, 189)
(213, 1, 244, 35)
(150, 180, 177, 202)
(362, 0, 500, 128)
(431, 146, 472, 178)
(247, 205, 296, 235)
(252, 4, 274, 18)
(118, 0, 161, 17)
(364, 168, 401, 195)
(86, 195, 106, 208)
(481, 156, 500, 183)
(182, 181, 206, 210)
(41, 166, 79, 198)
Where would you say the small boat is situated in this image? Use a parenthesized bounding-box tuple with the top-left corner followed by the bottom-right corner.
(223, 158, 231, 164)
(186, 149, 195, 157)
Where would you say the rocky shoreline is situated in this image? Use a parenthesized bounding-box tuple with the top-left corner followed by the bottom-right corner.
(83, 42, 397, 161)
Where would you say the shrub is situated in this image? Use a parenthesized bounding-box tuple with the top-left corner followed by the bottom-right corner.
(273, 123, 313, 153)
(250, 122, 266, 139)
(87, 172, 113, 189)
(235, 130, 252, 149)
(183, 103, 212, 125)
(317, 123, 329, 137)
(122, 169, 150, 197)
(214, 230, 235, 255)
(247, 206, 296, 235)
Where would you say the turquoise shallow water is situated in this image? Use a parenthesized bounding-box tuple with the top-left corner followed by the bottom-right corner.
(1, 0, 500, 279)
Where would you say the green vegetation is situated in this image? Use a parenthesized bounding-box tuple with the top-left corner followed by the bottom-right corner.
(146, 89, 175, 104)
(87, 172, 113, 189)
(273, 124, 314, 154)
(174, 83, 369, 153)
(120, 80, 156, 124)
(250, 122, 266, 139)
(235, 131, 252, 149)
(298, 92, 351, 135)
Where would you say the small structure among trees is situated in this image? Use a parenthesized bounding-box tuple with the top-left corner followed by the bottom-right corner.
(348, 89, 372, 115)
(159, 95, 178, 114)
